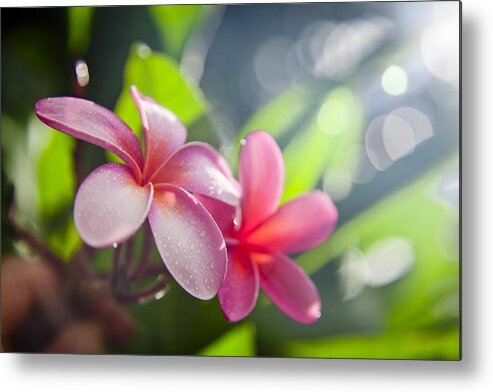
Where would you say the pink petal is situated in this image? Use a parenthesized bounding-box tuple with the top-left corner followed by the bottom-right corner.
(151, 142, 241, 206)
(219, 246, 259, 322)
(255, 253, 321, 324)
(194, 195, 237, 237)
(148, 184, 227, 300)
(246, 191, 338, 254)
(130, 86, 187, 182)
(239, 131, 284, 233)
(74, 163, 153, 248)
(35, 97, 144, 182)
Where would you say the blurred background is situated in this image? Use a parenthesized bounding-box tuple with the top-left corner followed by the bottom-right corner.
(1, 1, 460, 359)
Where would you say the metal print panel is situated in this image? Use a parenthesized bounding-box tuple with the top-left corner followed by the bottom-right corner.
(1, 1, 460, 359)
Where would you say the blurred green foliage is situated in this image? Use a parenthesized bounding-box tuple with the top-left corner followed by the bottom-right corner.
(150, 5, 214, 60)
(281, 328, 458, 360)
(68, 7, 94, 57)
(199, 322, 256, 357)
(120, 283, 233, 355)
(274, 160, 459, 359)
(1, 114, 80, 260)
(114, 44, 207, 132)
(281, 87, 363, 202)
(109, 44, 209, 164)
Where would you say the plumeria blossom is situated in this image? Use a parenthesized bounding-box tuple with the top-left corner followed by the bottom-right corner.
(199, 131, 338, 323)
(35, 86, 241, 300)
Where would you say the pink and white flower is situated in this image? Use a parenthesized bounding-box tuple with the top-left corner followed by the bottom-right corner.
(200, 131, 338, 323)
(35, 86, 240, 300)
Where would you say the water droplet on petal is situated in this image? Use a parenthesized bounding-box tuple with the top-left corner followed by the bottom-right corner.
(240, 138, 246, 146)
(112, 242, 118, 248)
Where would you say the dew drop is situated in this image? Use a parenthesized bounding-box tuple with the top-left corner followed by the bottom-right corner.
(136, 43, 152, 59)
(240, 138, 246, 146)
(112, 242, 118, 248)
(75, 60, 90, 87)
(154, 290, 166, 300)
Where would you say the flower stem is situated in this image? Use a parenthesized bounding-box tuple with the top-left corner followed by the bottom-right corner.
(129, 223, 153, 282)
(110, 245, 122, 292)
(115, 274, 169, 304)
(124, 237, 135, 270)
(74, 140, 85, 187)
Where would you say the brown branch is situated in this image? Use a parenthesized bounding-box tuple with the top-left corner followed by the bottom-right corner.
(8, 205, 66, 276)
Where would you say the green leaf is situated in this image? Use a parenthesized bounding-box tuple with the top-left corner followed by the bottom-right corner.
(67, 7, 95, 56)
(46, 215, 81, 261)
(232, 82, 314, 170)
(280, 328, 459, 360)
(114, 44, 207, 134)
(149, 5, 210, 60)
(36, 122, 81, 260)
(239, 82, 314, 142)
(1, 115, 40, 225)
(37, 130, 76, 220)
(1, 114, 81, 260)
(198, 322, 256, 357)
(281, 87, 363, 202)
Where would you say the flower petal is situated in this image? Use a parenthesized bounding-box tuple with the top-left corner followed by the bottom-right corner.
(130, 86, 187, 181)
(74, 163, 153, 248)
(151, 142, 241, 206)
(35, 97, 144, 182)
(148, 184, 227, 300)
(255, 253, 321, 324)
(239, 131, 284, 233)
(246, 191, 338, 253)
(219, 246, 259, 322)
(194, 195, 237, 237)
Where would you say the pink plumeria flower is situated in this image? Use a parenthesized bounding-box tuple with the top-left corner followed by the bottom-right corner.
(35, 86, 241, 300)
(199, 131, 338, 323)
